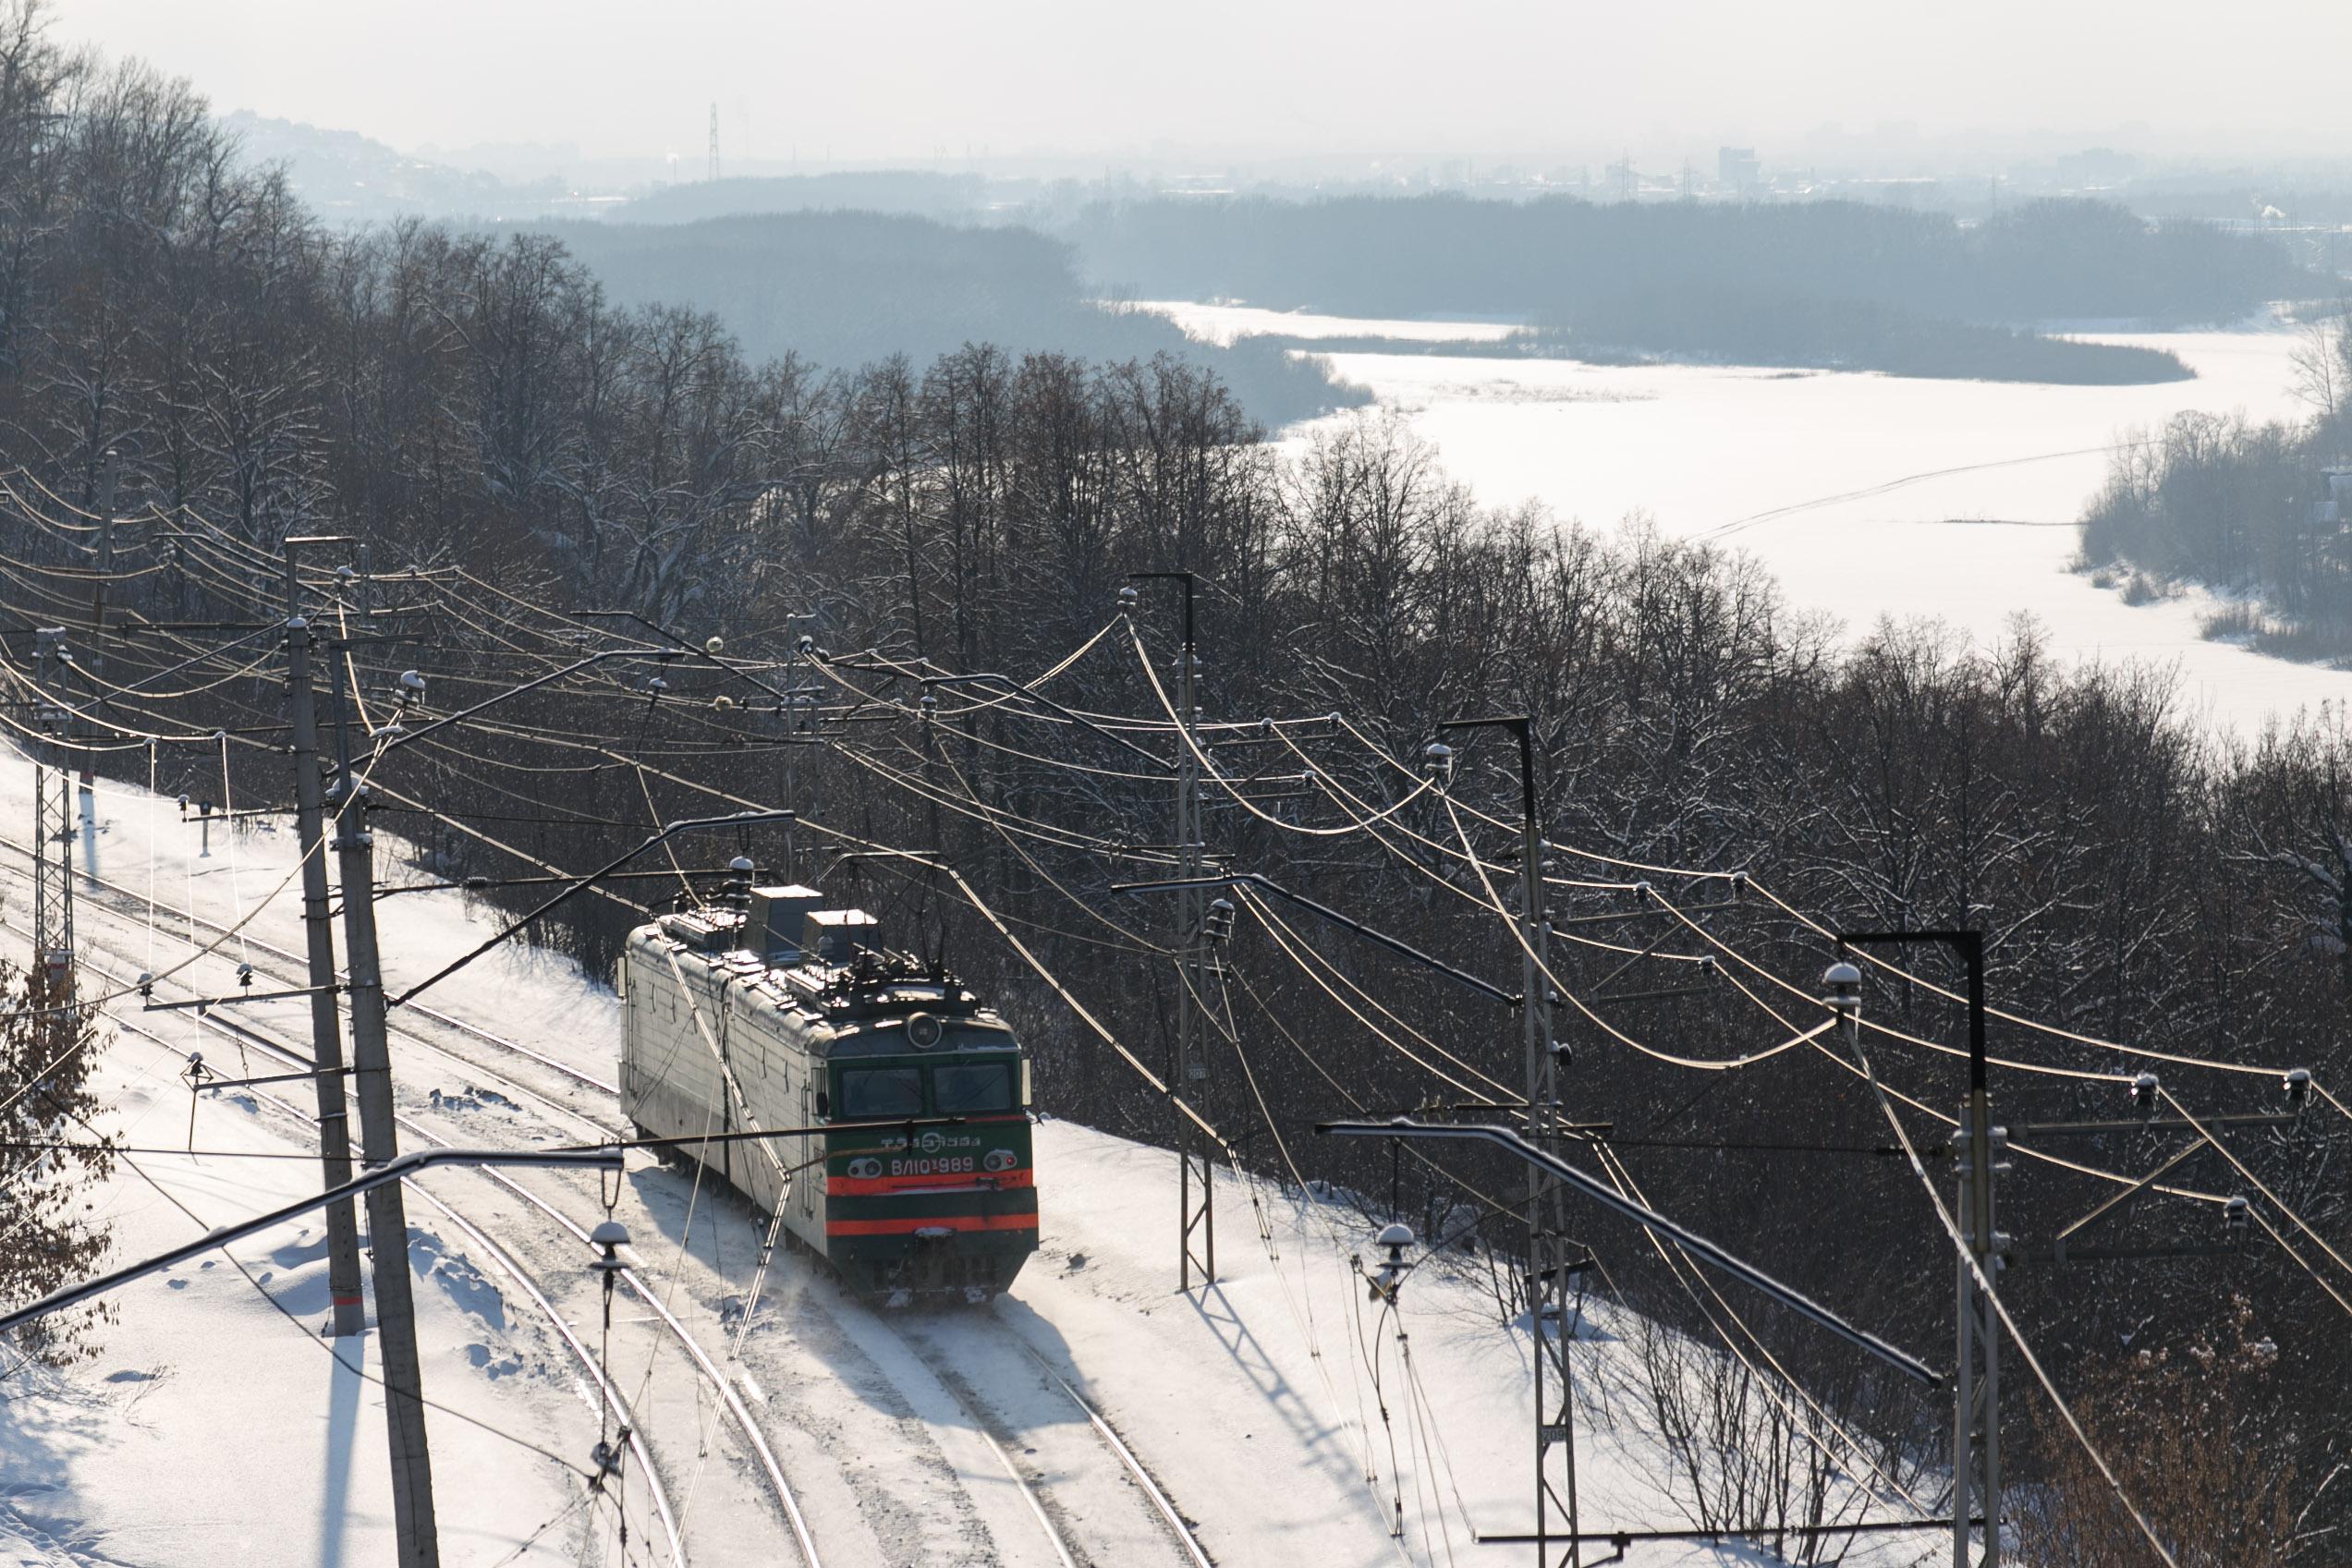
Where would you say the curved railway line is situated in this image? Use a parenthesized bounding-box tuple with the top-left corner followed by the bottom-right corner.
(1, 896, 822, 1568)
(100, 1005, 689, 1568)
(6, 833, 1217, 1568)
(0, 827, 620, 1099)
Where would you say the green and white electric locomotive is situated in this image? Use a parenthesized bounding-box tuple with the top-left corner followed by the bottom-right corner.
(619, 884, 1038, 1304)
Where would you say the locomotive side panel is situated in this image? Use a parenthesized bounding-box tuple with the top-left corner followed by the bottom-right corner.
(727, 998, 795, 1218)
(621, 936, 734, 1156)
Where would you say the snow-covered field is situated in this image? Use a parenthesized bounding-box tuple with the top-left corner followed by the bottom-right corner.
(1140, 299, 2336, 735)
(0, 748, 1941, 1566)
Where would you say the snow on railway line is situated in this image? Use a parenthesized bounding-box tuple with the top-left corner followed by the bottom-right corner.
(2, 753, 1932, 1566)
(0, 761, 1220, 1566)
(1, 831, 1083, 1567)
(0, 893, 793, 1567)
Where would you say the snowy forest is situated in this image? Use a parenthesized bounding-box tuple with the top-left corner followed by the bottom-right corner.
(4, 6, 2350, 1564)
(2078, 315, 2352, 654)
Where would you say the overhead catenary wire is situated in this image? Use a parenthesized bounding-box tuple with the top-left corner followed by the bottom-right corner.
(13, 512, 2344, 1567)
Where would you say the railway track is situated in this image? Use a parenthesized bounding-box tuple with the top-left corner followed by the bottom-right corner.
(0, 824, 618, 1098)
(98, 1004, 688, 1568)
(896, 1316, 1218, 1568)
(13, 826, 1215, 1568)
(14, 902, 820, 1568)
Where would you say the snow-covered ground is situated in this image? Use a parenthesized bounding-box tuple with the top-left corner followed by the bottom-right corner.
(2, 748, 1935, 1566)
(1140, 298, 2334, 735)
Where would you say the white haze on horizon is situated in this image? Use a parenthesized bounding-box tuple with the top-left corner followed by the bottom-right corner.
(47, 0, 2352, 174)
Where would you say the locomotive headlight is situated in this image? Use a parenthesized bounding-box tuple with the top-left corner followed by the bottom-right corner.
(983, 1149, 1018, 1173)
(847, 1157, 883, 1180)
(907, 1012, 944, 1049)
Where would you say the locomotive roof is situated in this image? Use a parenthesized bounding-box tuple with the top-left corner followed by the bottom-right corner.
(628, 916, 1017, 1060)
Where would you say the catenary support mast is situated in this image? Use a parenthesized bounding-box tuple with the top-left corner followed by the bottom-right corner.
(1441, 714, 1580, 1568)
(329, 647, 441, 1568)
(1838, 930, 2001, 1568)
(1131, 572, 1213, 1290)
(282, 536, 367, 1337)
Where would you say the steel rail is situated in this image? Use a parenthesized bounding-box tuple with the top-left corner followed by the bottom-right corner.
(32, 912, 821, 1567)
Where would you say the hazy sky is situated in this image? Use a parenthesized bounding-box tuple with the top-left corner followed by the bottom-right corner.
(49, 0, 2352, 168)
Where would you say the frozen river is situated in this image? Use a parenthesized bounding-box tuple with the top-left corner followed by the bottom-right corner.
(1144, 301, 2335, 734)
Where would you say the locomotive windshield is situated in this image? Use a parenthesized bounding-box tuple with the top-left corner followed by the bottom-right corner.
(839, 1065, 923, 1116)
(932, 1062, 1016, 1114)
(833, 1060, 1021, 1117)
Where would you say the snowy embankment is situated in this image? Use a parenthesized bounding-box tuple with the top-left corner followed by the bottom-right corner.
(1, 748, 1926, 1566)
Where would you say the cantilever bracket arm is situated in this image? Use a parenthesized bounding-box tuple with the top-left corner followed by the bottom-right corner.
(1114, 871, 1518, 1006)
(385, 808, 793, 1010)
(2052, 1135, 2213, 1246)
(143, 982, 334, 1013)
(366, 646, 659, 760)
(576, 608, 811, 714)
(921, 671, 1174, 772)
(0, 1148, 624, 1335)
(1315, 1117, 1943, 1388)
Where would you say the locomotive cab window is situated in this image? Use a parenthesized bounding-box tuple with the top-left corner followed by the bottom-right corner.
(932, 1061, 1016, 1114)
(838, 1066, 923, 1117)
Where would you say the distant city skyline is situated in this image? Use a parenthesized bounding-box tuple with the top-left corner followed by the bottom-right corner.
(50, 0, 2352, 174)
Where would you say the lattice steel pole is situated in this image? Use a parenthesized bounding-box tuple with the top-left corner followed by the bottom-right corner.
(30, 624, 77, 1019)
(1954, 987, 2003, 1567)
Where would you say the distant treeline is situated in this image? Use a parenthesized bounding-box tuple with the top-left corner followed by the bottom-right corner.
(611, 170, 988, 224)
(2081, 314, 2352, 654)
(1071, 195, 2308, 382)
(1517, 292, 2192, 383)
(534, 213, 1361, 427)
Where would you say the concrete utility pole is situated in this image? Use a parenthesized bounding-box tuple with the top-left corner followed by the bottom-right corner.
(1440, 714, 1578, 1568)
(329, 651, 440, 1568)
(1129, 573, 1213, 1291)
(281, 537, 366, 1338)
(86, 448, 116, 678)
